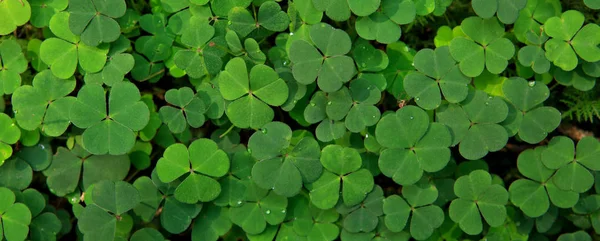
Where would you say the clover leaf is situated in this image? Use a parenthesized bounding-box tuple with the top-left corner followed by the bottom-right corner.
(339, 185, 384, 233)
(191, 204, 232, 241)
(0, 39, 27, 95)
(156, 139, 229, 203)
(43, 145, 130, 197)
(159, 87, 207, 134)
(0, 158, 32, 190)
(312, 0, 380, 21)
(449, 170, 508, 235)
(383, 179, 444, 240)
(40, 12, 108, 79)
(436, 89, 509, 160)
(219, 57, 288, 129)
(585, 0, 600, 9)
(130, 228, 166, 241)
(214, 150, 255, 207)
(289, 23, 356, 92)
(509, 147, 579, 218)
(173, 17, 224, 79)
(518, 46, 551, 74)
(85, 37, 135, 86)
(544, 10, 600, 71)
(12, 70, 76, 137)
(229, 182, 288, 235)
(289, 195, 339, 240)
(68, 0, 126, 46)
(70, 82, 149, 155)
(383, 41, 416, 99)
(541, 136, 600, 193)
(376, 106, 452, 185)
(0, 113, 20, 165)
(249, 122, 322, 197)
(513, 0, 560, 45)
(307, 144, 374, 209)
(225, 31, 267, 65)
(471, 0, 526, 24)
(404, 46, 470, 110)
(355, 0, 416, 44)
(557, 231, 592, 241)
(0, 187, 32, 241)
(450, 17, 515, 77)
(228, 1, 290, 38)
(0, 0, 31, 35)
(502, 77, 560, 143)
(29, 0, 67, 27)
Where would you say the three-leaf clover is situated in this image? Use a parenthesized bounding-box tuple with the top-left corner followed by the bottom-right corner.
(306, 144, 374, 209)
(312, 0, 380, 21)
(228, 1, 290, 38)
(541, 136, 600, 193)
(383, 179, 445, 240)
(173, 16, 225, 79)
(339, 186, 384, 233)
(509, 147, 579, 218)
(518, 45, 551, 74)
(0, 113, 21, 165)
(159, 87, 207, 134)
(289, 195, 340, 240)
(68, 0, 126, 46)
(249, 122, 322, 197)
(471, 0, 527, 24)
(355, 0, 416, 44)
(40, 12, 108, 79)
(229, 182, 288, 235)
(544, 10, 600, 71)
(70, 82, 149, 155)
(156, 139, 230, 204)
(449, 17, 515, 77)
(219, 57, 289, 129)
(404, 46, 470, 110)
(376, 106, 452, 185)
(436, 89, 509, 160)
(289, 23, 357, 92)
(502, 77, 561, 143)
(0, 187, 32, 241)
(0, 39, 28, 95)
(0, 0, 31, 35)
(85, 36, 135, 86)
(12, 70, 76, 137)
(449, 170, 508, 235)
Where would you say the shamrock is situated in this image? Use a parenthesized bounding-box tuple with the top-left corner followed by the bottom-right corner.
(542, 136, 600, 193)
(509, 146, 579, 218)
(376, 106, 452, 185)
(84, 36, 135, 86)
(228, 1, 290, 38)
(383, 179, 445, 240)
(0, 113, 21, 165)
(69, 82, 150, 155)
(289, 23, 357, 92)
(306, 144, 374, 209)
(219, 57, 288, 129)
(12, 70, 76, 137)
(249, 122, 322, 197)
(29, 0, 67, 27)
(68, 0, 126, 46)
(0, 39, 27, 95)
(355, 0, 416, 44)
(156, 139, 230, 203)
(40, 12, 108, 79)
(449, 170, 508, 235)
(0, 0, 31, 35)
(339, 186, 384, 233)
(544, 10, 600, 71)
(312, 0, 380, 21)
(173, 16, 225, 79)
(502, 77, 561, 143)
(159, 87, 207, 134)
(449, 17, 515, 77)
(0, 187, 32, 241)
(404, 46, 471, 110)
(229, 182, 288, 235)
(471, 0, 527, 24)
(288, 195, 340, 240)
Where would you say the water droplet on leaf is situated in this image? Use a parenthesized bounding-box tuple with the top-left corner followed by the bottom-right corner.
(265, 210, 271, 214)
(327, 101, 332, 105)
(528, 81, 536, 87)
(261, 128, 267, 134)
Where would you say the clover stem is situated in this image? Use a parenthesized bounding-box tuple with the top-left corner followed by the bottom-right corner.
(219, 125, 236, 138)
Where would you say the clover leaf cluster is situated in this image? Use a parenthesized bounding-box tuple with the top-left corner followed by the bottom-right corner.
(1, 0, 600, 240)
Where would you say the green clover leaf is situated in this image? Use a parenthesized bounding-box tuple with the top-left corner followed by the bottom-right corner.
(436, 89, 509, 160)
(404, 46, 470, 110)
(156, 139, 229, 203)
(557, 231, 592, 241)
(585, 0, 600, 9)
(70, 82, 149, 155)
(289, 23, 356, 92)
(40, 12, 108, 79)
(43, 146, 130, 197)
(554, 67, 596, 91)
(544, 10, 600, 71)
(68, 0, 126, 46)
(502, 77, 560, 143)
(356, 0, 418, 45)
(191, 204, 232, 241)
(249, 122, 322, 197)
(173, 17, 224, 79)
(383, 41, 416, 99)
(376, 106, 452, 185)
(227, 1, 290, 38)
(12, 70, 76, 136)
(0, 0, 31, 35)
(339, 186, 384, 233)
(541, 136, 600, 193)
(0, 158, 32, 190)
(229, 182, 288, 235)
(513, 0, 560, 45)
(85, 37, 135, 86)
(225, 31, 267, 65)
(29, 0, 67, 27)
(471, 0, 527, 24)
(307, 145, 374, 209)
(449, 170, 508, 235)
(0, 187, 32, 241)
(509, 147, 579, 218)
(130, 228, 166, 241)
(219, 57, 289, 129)
(159, 87, 207, 134)
(313, 0, 380, 21)
(518, 46, 551, 74)
(0, 114, 20, 165)
(289, 195, 339, 240)
(450, 17, 515, 77)
(383, 179, 445, 240)
(0, 39, 27, 95)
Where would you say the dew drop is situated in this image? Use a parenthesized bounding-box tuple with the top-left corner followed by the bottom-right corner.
(40, 144, 45, 150)
(271, 187, 275, 190)
(361, 63, 366, 68)
(265, 210, 271, 214)
(528, 81, 536, 87)
(404, 46, 410, 52)
(310, 102, 316, 106)
(290, 32, 294, 36)
(365, 134, 369, 138)
(228, 21, 232, 25)
(410, 116, 414, 120)
(237, 200, 243, 205)
(415, 97, 420, 101)
(293, 100, 297, 103)
(411, 62, 415, 66)
(281, 210, 286, 213)
(485, 102, 489, 105)
(262, 128, 268, 134)
(247, 148, 252, 154)
(327, 101, 332, 105)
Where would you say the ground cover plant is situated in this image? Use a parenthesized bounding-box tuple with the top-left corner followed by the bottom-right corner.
(1, 0, 600, 240)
